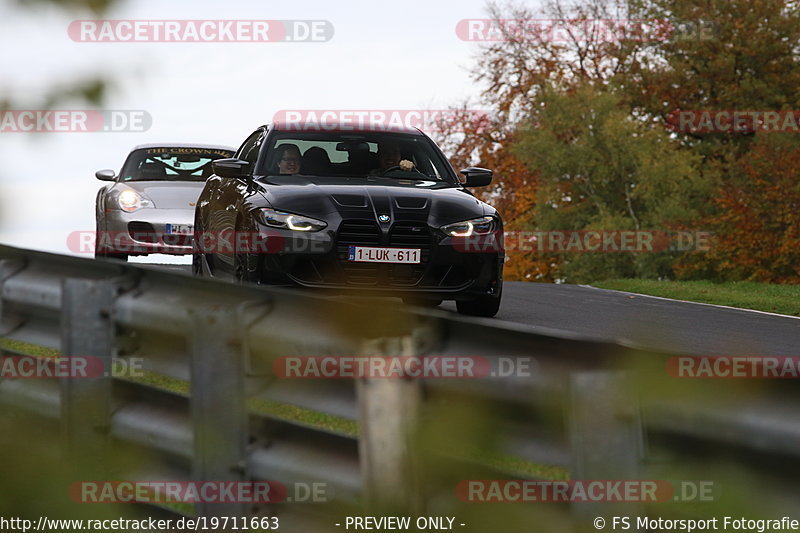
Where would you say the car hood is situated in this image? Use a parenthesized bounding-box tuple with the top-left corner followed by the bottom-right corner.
(118, 181, 205, 209)
(254, 175, 491, 226)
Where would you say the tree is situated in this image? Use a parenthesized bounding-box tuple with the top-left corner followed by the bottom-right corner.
(442, 0, 800, 282)
(512, 83, 704, 282)
(677, 135, 800, 282)
(436, 0, 651, 280)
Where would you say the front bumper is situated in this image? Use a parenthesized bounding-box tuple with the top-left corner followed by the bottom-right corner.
(100, 208, 195, 256)
(252, 219, 503, 300)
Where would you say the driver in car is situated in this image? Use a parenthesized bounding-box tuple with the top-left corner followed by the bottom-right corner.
(372, 141, 415, 175)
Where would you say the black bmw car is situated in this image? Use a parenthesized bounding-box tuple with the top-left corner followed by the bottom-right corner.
(193, 123, 504, 317)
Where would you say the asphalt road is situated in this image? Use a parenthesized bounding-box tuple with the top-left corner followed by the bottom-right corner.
(445, 282, 800, 357)
(145, 263, 799, 357)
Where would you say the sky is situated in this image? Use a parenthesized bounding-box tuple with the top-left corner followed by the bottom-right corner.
(0, 0, 542, 261)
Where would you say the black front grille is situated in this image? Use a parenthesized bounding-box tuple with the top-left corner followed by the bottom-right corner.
(336, 220, 381, 285)
(338, 220, 381, 245)
(388, 222, 432, 286)
(333, 220, 433, 286)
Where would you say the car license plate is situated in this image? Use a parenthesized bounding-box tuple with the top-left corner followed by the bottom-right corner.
(166, 224, 193, 235)
(348, 246, 421, 264)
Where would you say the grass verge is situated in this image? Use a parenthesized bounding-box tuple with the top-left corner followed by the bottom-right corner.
(592, 279, 800, 317)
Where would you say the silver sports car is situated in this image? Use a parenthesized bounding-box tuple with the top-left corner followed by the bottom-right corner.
(95, 143, 235, 261)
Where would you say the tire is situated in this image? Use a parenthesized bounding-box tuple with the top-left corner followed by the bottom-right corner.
(95, 220, 127, 261)
(95, 251, 128, 261)
(191, 230, 204, 276)
(402, 298, 443, 308)
(233, 216, 264, 285)
(234, 251, 263, 284)
(192, 215, 210, 276)
(191, 248, 203, 276)
(456, 280, 502, 317)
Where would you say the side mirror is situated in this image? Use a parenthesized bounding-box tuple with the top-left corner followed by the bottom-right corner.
(212, 158, 250, 178)
(460, 167, 493, 187)
(95, 169, 116, 181)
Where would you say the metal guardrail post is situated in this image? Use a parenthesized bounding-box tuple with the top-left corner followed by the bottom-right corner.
(188, 306, 248, 518)
(357, 335, 422, 513)
(0, 258, 26, 336)
(60, 278, 115, 465)
(568, 371, 644, 521)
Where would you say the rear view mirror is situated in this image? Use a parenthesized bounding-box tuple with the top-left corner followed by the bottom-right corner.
(460, 167, 493, 187)
(212, 158, 250, 178)
(95, 169, 116, 181)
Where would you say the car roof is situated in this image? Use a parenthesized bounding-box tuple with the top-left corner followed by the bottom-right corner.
(266, 122, 425, 136)
(130, 143, 236, 151)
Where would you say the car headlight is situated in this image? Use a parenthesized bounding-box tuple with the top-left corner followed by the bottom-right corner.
(440, 216, 497, 237)
(117, 189, 154, 213)
(256, 208, 327, 232)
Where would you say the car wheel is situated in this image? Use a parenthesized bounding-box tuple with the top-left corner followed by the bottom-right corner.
(192, 216, 211, 276)
(95, 251, 128, 261)
(234, 251, 263, 284)
(456, 280, 502, 318)
(191, 231, 203, 276)
(191, 248, 203, 276)
(402, 298, 443, 308)
(95, 220, 127, 261)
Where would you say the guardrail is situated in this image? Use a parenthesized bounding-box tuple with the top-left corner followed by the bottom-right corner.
(1, 244, 798, 531)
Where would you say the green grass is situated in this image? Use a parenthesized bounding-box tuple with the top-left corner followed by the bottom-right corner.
(448, 446, 569, 480)
(0, 338, 60, 357)
(592, 279, 800, 317)
(125, 369, 359, 436)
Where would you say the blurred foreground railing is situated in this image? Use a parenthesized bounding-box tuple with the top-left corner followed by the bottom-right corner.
(1, 245, 799, 532)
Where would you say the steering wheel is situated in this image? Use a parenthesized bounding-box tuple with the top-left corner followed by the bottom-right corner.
(379, 165, 426, 177)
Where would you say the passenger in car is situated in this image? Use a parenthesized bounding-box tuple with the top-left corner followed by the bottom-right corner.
(347, 142, 379, 175)
(139, 161, 167, 180)
(300, 146, 332, 175)
(276, 144, 301, 175)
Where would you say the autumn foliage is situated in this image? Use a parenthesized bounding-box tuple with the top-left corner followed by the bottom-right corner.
(684, 137, 800, 282)
(439, 0, 800, 283)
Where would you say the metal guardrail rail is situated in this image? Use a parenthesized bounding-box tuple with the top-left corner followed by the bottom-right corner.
(1, 244, 799, 531)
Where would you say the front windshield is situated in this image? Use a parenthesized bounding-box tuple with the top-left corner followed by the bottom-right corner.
(261, 132, 452, 181)
(120, 147, 234, 182)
